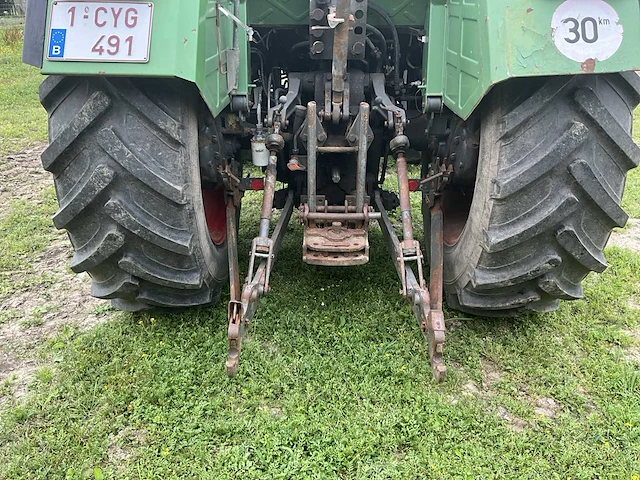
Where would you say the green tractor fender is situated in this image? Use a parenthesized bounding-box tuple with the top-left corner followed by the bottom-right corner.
(25, 0, 251, 117)
(24, 0, 640, 120)
(426, 0, 640, 119)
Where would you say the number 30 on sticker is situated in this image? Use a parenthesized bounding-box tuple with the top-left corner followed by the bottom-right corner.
(552, 0, 623, 63)
(562, 16, 600, 44)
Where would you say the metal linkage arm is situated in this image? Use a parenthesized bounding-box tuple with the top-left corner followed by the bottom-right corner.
(374, 191, 446, 382)
(226, 191, 294, 376)
(225, 140, 293, 376)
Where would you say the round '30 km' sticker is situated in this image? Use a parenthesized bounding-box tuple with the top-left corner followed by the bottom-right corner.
(551, 0, 623, 63)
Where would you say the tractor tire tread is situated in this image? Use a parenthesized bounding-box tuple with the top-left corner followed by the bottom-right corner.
(443, 73, 639, 315)
(41, 76, 226, 310)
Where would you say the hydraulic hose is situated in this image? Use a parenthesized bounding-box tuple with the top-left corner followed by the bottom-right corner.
(366, 23, 388, 71)
(368, 2, 401, 87)
(365, 37, 382, 72)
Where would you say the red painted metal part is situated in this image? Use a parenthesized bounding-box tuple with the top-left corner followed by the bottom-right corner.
(440, 189, 473, 246)
(250, 178, 265, 191)
(202, 188, 227, 245)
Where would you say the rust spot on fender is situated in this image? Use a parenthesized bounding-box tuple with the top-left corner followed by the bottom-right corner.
(526, 8, 533, 14)
(581, 58, 596, 73)
(184, 37, 188, 44)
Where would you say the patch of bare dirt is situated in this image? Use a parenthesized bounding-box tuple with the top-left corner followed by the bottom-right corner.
(533, 396, 560, 418)
(258, 404, 283, 417)
(480, 357, 502, 390)
(106, 426, 148, 472)
(0, 353, 37, 408)
(0, 143, 50, 221)
(461, 381, 481, 396)
(620, 328, 640, 365)
(446, 380, 480, 404)
(624, 349, 640, 364)
(608, 219, 640, 253)
(493, 406, 528, 433)
(453, 359, 566, 431)
(0, 145, 111, 404)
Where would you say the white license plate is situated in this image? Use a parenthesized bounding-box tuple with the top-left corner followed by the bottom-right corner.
(46, 1, 153, 62)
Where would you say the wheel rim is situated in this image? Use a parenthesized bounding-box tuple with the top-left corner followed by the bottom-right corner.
(441, 189, 474, 246)
(202, 188, 227, 245)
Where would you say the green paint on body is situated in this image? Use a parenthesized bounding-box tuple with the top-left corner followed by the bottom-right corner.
(39, 0, 640, 120)
(436, 0, 640, 118)
(41, 0, 249, 117)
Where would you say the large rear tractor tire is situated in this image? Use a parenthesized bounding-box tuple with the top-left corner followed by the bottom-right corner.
(40, 76, 228, 311)
(431, 73, 640, 316)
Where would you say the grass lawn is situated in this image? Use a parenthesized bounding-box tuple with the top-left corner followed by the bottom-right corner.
(0, 29, 639, 479)
(0, 25, 47, 156)
(625, 113, 640, 217)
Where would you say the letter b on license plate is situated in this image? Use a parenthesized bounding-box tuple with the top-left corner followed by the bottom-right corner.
(46, 1, 153, 62)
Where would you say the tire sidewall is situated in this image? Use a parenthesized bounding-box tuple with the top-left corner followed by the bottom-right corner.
(442, 86, 504, 292)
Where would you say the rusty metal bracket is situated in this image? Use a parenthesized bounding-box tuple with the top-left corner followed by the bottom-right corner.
(219, 162, 243, 208)
(371, 73, 406, 129)
(330, 0, 350, 123)
(225, 196, 243, 375)
(346, 105, 374, 149)
(421, 161, 453, 208)
(267, 76, 301, 128)
(374, 190, 446, 382)
(427, 198, 446, 379)
(225, 191, 294, 376)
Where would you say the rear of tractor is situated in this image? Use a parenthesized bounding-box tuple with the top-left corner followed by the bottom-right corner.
(22, 0, 640, 380)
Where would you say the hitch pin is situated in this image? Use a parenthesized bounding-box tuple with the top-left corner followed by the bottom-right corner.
(217, 5, 254, 42)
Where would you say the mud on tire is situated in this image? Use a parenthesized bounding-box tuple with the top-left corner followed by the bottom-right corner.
(40, 76, 228, 311)
(441, 73, 640, 316)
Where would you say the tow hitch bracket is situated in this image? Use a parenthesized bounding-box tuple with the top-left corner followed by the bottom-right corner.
(223, 98, 447, 382)
(374, 191, 447, 382)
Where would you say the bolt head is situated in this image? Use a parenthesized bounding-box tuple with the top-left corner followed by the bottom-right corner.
(310, 8, 324, 20)
(311, 41, 325, 54)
